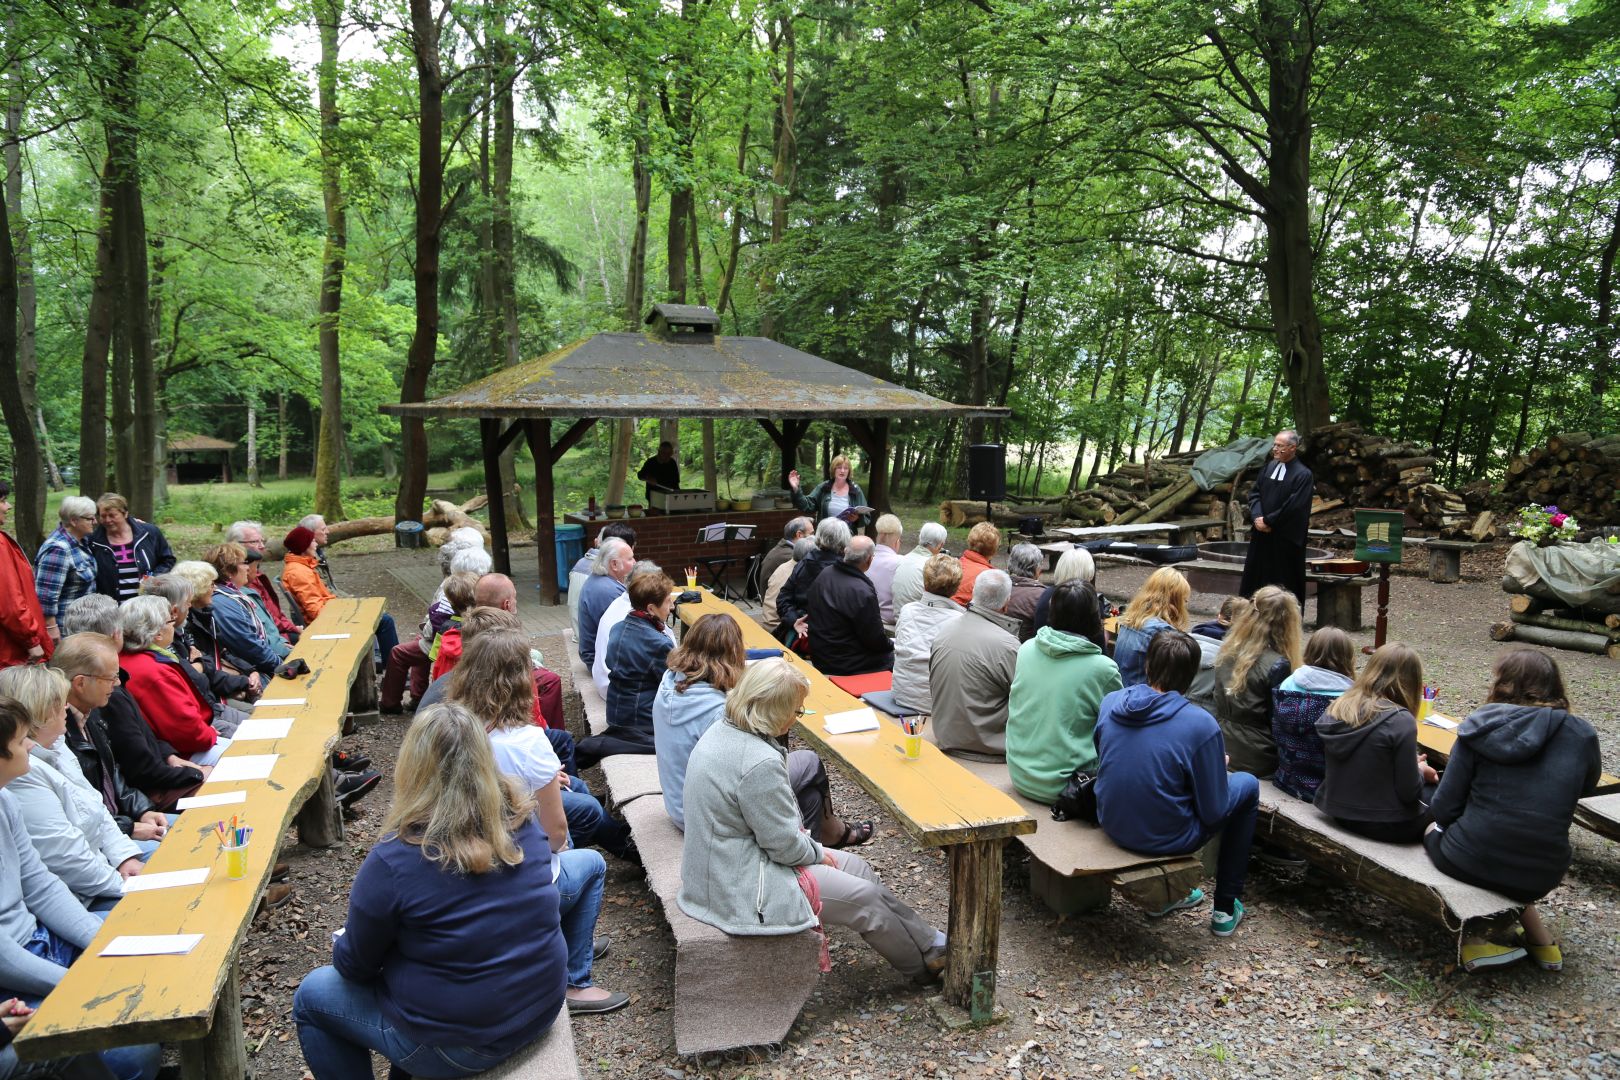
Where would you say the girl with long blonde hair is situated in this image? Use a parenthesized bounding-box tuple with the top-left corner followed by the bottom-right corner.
(1113, 567, 1191, 686)
(293, 702, 570, 1077)
(1213, 586, 1302, 776)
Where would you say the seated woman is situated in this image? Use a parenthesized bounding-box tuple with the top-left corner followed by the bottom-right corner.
(203, 543, 290, 677)
(1006, 582, 1122, 805)
(0, 698, 161, 1080)
(1424, 649, 1601, 973)
(889, 554, 964, 715)
(0, 665, 142, 910)
(1213, 586, 1301, 777)
(293, 702, 570, 1077)
(1113, 567, 1191, 687)
(117, 596, 233, 768)
(1002, 544, 1047, 641)
(950, 522, 999, 606)
(1314, 643, 1436, 844)
(281, 525, 337, 625)
(1032, 547, 1112, 636)
(1270, 626, 1356, 801)
(653, 613, 871, 846)
(168, 562, 258, 708)
(579, 571, 676, 770)
(1186, 595, 1252, 713)
(139, 574, 246, 737)
(679, 659, 947, 983)
(1094, 631, 1258, 936)
(426, 573, 479, 681)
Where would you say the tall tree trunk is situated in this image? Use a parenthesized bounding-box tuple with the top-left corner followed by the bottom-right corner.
(758, 13, 795, 340)
(397, 0, 444, 522)
(111, 317, 134, 496)
(79, 159, 117, 497)
(1589, 192, 1620, 428)
(278, 392, 289, 480)
(605, 419, 635, 505)
(625, 93, 651, 328)
(315, 0, 347, 520)
(1, 51, 43, 547)
(491, 42, 527, 529)
(666, 187, 690, 303)
(246, 396, 260, 487)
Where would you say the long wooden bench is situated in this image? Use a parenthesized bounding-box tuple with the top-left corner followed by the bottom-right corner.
(14, 599, 384, 1078)
(564, 634, 821, 1056)
(951, 758, 1204, 916)
(401, 1008, 581, 1080)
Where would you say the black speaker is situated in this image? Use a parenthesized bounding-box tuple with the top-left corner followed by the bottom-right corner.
(967, 443, 1006, 502)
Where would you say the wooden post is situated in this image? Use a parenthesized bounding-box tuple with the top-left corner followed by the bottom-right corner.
(295, 767, 344, 848)
(1315, 581, 1364, 631)
(1364, 563, 1392, 655)
(481, 418, 511, 576)
(527, 419, 559, 605)
(180, 960, 248, 1080)
(943, 838, 1004, 1020)
(1428, 547, 1461, 584)
(346, 634, 379, 728)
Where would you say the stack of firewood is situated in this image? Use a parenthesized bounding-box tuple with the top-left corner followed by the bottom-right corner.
(1496, 546, 1620, 659)
(1499, 432, 1620, 526)
(938, 453, 1218, 529)
(1301, 422, 1485, 536)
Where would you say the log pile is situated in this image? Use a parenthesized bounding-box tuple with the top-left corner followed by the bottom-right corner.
(1496, 540, 1620, 659)
(1499, 432, 1620, 526)
(1300, 422, 1478, 535)
(938, 453, 1221, 529)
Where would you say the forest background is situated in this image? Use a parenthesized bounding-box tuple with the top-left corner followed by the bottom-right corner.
(0, 0, 1617, 553)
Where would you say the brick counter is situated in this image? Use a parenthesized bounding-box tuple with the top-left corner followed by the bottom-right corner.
(566, 508, 798, 588)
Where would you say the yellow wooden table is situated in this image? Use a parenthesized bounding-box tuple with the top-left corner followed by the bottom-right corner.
(676, 591, 1035, 1017)
(15, 599, 384, 1079)
(1418, 714, 1620, 794)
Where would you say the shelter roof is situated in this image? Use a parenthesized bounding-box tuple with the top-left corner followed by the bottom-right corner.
(167, 432, 237, 452)
(380, 331, 1007, 422)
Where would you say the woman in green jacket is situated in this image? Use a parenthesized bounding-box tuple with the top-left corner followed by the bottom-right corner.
(1007, 582, 1123, 804)
(788, 455, 870, 532)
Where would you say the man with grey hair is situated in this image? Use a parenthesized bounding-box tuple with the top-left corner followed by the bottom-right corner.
(775, 517, 851, 644)
(299, 513, 341, 594)
(577, 537, 635, 663)
(592, 560, 676, 697)
(1003, 543, 1047, 642)
(762, 537, 815, 635)
(1240, 428, 1314, 607)
(891, 520, 948, 613)
(35, 494, 100, 641)
(760, 516, 813, 591)
(867, 514, 905, 625)
(805, 536, 893, 676)
(226, 520, 301, 639)
(928, 569, 1020, 759)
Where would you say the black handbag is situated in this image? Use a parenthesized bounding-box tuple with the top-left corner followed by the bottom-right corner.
(1050, 768, 1098, 824)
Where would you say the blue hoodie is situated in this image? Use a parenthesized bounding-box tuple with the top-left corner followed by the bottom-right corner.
(1094, 684, 1233, 855)
(651, 670, 727, 830)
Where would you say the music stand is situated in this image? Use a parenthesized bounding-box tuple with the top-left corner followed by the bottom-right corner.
(695, 523, 755, 601)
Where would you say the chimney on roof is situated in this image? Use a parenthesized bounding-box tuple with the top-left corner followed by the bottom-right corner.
(645, 303, 719, 344)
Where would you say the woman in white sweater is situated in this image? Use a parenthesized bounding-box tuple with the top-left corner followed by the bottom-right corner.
(0, 666, 141, 911)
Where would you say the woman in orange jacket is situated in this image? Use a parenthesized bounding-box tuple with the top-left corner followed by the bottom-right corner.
(0, 481, 53, 669)
(282, 526, 336, 623)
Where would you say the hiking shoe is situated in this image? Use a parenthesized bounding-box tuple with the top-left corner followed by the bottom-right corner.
(1211, 900, 1245, 937)
(1461, 941, 1527, 972)
(592, 936, 611, 961)
(257, 883, 294, 913)
(1148, 888, 1205, 919)
(271, 860, 290, 883)
(1513, 929, 1563, 971)
(330, 750, 371, 773)
(336, 769, 382, 809)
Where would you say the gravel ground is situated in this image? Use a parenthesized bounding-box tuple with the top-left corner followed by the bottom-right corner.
(248, 543, 1620, 1080)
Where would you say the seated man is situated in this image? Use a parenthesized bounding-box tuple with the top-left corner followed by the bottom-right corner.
(1094, 630, 1259, 937)
(1003, 543, 1047, 642)
(569, 523, 637, 641)
(762, 537, 814, 636)
(760, 517, 812, 593)
(866, 515, 905, 625)
(576, 538, 633, 664)
(928, 569, 1020, 759)
(805, 537, 893, 677)
(891, 521, 947, 612)
(226, 520, 300, 641)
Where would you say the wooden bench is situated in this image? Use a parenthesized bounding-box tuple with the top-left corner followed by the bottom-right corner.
(564, 634, 821, 1056)
(1255, 780, 1521, 937)
(15, 599, 384, 1079)
(1573, 794, 1620, 843)
(1408, 538, 1487, 584)
(952, 758, 1204, 915)
(673, 593, 1036, 1021)
(401, 1009, 580, 1079)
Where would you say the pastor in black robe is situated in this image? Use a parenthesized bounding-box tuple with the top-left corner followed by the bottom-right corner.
(1239, 455, 1314, 607)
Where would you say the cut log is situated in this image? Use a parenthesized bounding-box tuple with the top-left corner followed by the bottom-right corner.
(263, 495, 489, 559)
(1491, 620, 1617, 656)
(1468, 511, 1495, 542)
(1507, 594, 1553, 615)
(1510, 610, 1620, 641)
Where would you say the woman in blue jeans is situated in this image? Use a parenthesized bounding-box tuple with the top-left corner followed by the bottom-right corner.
(0, 699, 159, 1080)
(294, 703, 569, 1077)
(1094, 630, 1259, 936)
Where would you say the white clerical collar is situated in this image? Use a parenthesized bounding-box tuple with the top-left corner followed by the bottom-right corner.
(1270, 461, 1287, 481)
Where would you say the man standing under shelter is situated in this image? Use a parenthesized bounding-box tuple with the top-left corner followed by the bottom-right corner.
(1239, 429, 1314, 608)
(637, 441, 681, 502)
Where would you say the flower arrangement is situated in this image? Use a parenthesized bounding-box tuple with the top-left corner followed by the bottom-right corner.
(1511, 504, 1580, 546)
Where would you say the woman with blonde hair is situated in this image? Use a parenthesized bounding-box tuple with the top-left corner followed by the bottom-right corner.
(0, 663, 142, 909)
(87, 491, 175, 603)
(293, 703, 569, 1076)
(951, 522, 1001, 605)
(1314, 643, 1434, 843)
(1113, 567, 1191, 687)
(679, 659, 946, 983)
(788, 454, 870, 532)
(448, 630, 627, 1014)
(653, 614, 869, 846)
(1213, 586, 1302, 776)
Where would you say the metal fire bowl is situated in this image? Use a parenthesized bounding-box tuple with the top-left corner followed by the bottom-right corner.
(1197, 541, 1332, 564)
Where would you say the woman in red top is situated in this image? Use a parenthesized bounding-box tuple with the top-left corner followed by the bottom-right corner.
(116, 594, 231, 766)
(0, 481, 52, 669)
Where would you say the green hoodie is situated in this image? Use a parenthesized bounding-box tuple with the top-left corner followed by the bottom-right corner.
(1006, 627, 1123, 804)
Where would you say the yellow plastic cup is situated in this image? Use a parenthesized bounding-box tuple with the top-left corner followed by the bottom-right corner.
(902, 733, 922, 760)
(1416, 699, 1432, 724)
(224, 843, 249, 881)
(686, 572, 698, 589)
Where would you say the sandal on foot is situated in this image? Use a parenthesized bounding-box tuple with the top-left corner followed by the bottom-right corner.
(829, 820, 875, 849)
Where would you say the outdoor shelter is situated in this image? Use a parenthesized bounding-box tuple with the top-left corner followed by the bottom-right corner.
(166, 432, 237, 484)
(381, 305, 1007, 604)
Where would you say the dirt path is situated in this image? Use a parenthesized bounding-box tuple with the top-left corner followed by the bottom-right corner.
(251, 544, 1620, 1079)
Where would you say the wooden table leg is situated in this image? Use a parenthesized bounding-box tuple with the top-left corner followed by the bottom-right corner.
(346, 633, 380, 730)
(296, 766, 345, 848)
(180, 960, 250, 1080)
(944, 838, 1004, 1021)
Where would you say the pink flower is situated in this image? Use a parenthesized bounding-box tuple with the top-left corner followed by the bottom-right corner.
(1551, 513, 1568, 527)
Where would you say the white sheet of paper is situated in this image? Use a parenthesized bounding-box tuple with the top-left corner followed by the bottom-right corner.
(255, 697, 306, 707)
(176, 790, 247, 810)
(229, 717, 294, 741)
(101, 934, 203, 957)
(205, 755, 279, 783)
(823, 707, 880, 735)
(121, 868, 210, 893)
(1423, 715, 1459, 731)
(307, 633, 351, 640)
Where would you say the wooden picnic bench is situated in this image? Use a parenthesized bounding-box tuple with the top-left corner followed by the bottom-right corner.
(13, 599, 383, 1079)
(1048, 517, 1226, 547)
